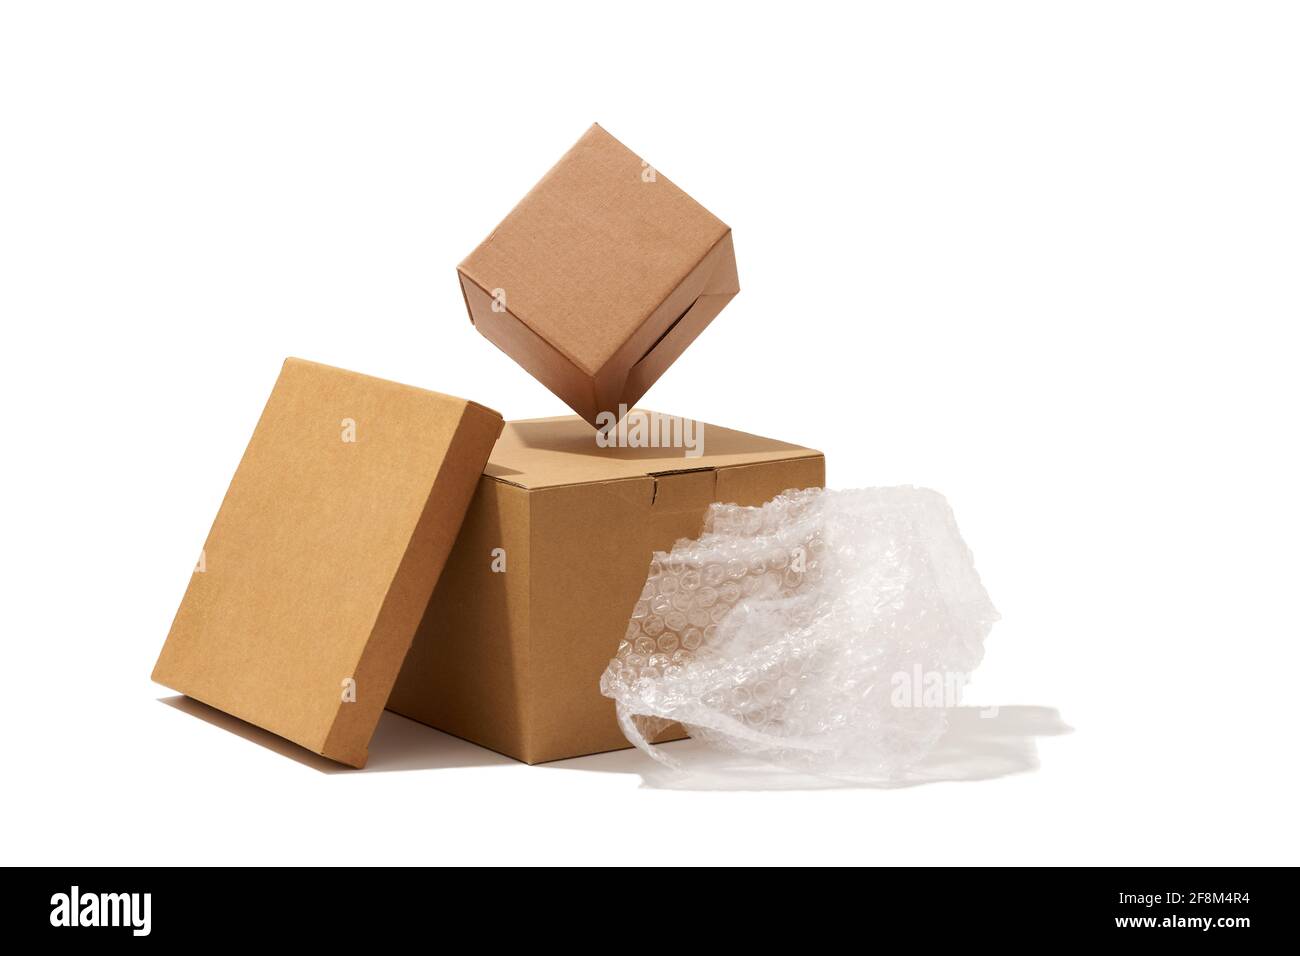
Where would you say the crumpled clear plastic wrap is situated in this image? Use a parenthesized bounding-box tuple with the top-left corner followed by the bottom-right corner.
(599, 487, 998, 781)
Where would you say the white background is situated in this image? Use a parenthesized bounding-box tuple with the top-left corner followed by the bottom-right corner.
(2, 1, 1297, 866)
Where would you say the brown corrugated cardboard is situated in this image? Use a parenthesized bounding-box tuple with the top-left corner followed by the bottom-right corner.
(387, 412, 824, 764)
(458, 124, 740, 428)
(152, 358, 503, 768)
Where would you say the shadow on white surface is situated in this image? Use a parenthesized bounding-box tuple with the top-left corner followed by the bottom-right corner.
(544, 705, 1072, 790)
(160, 696, 1069, 788)
(158, 696, 515, 773)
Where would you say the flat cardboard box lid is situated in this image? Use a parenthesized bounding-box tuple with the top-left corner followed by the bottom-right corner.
(152, 358, 503, 767)
(459, 124, 740, 427)
(484, 412, 821, 490)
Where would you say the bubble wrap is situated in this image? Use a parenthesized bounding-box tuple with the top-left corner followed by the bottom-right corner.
(599, 487, 998, 780)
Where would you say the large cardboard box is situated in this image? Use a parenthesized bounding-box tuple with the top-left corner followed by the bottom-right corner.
(458, 124, 739, 428)
(152, 359, 503, 767)
(387, 412, 825, 763)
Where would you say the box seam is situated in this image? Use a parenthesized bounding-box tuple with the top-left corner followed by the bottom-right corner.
(481, 450, 822, 492)
(592, 226, 733, 383)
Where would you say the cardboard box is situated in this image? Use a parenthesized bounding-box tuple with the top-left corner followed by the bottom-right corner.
(458, 124, 739, 428)
(387, 411, 825, 764)
(152, 358, 503, 768)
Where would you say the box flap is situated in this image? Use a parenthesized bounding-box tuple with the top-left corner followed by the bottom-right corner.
(151, 358, 503, 768)
(482, 411, 821, 490)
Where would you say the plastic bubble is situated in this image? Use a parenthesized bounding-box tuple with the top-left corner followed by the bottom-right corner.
(599, 487, 998, 781)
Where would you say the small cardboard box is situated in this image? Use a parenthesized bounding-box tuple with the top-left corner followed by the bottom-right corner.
(458, 124, 739, 428)
(152, 358, 503, 767)
(387, 411, 825, 764)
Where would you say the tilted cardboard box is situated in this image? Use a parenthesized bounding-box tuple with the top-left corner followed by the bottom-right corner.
(152, 359, 503, 768)
(458, 124, 739, 428)
(387, 412, 825, 764)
